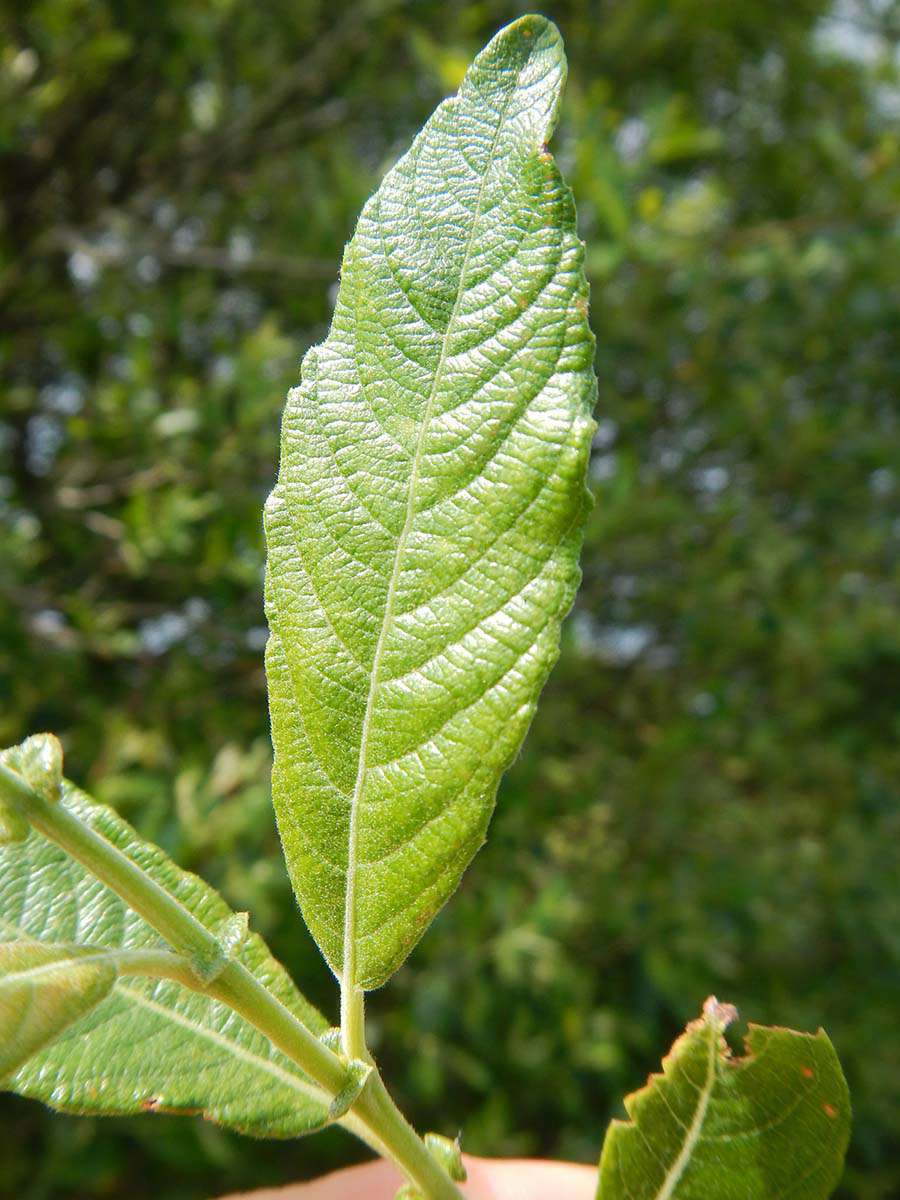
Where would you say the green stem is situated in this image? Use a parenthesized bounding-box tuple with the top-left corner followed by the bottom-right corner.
(108, 947, 199, 983)
(0, 761, 464, 1200)
(6, 946, 201, 989)
(338, 986, 464, 1199)
(353, 1072, 465, 1200)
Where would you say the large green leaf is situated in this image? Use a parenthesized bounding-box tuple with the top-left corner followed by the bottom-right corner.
(0, 739, 336, 1138)
(265, 14, 596, 991)
(597, 997, 851, 1200)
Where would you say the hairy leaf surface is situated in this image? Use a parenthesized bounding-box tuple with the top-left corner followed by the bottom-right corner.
(265, 14, 596, 991)
(0, 740, 335, 1137)
(596, 997, 851, 1200)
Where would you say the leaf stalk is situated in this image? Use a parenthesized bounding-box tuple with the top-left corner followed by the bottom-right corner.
(341, 984, 369, 1060)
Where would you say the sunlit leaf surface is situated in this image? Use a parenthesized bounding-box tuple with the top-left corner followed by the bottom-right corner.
(265, 14, 596, 991)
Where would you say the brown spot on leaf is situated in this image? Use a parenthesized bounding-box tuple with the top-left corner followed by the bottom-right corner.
(823, 1102, 838, 1118)
(801, 1066, 814, 1079)
(141, 1097, 159, 1111)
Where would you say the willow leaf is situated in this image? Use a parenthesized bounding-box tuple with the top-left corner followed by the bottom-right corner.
(596, 997, 851, 1200)
(0, 738, 335, 1138)
(265, 14, 596, 992)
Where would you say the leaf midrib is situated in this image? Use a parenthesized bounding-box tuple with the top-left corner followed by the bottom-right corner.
(340, 66, 526, 995)
(652, 1027, 718, 1200)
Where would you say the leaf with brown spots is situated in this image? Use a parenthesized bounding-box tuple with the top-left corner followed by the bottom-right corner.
(597, 996, 851, 1200)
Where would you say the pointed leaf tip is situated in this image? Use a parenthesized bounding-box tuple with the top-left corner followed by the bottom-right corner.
(266, 14, 594, 990)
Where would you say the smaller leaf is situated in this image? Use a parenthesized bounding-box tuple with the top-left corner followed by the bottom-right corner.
(597, 996, 850, 1200)
(0, 733, 63, 843)
(5, 733, 63, 803)
(395, 1135, 466, 1198)
(326, 1058, 372, 1122)
(424, 1134, 466, 1182)
(219, 911, 250, 956)
(188, 910, 251, 984)
(0, 941, 116, 1079)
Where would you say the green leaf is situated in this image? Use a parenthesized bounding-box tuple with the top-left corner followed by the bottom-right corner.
(326, 1056, 373, 1122)
(0, 941, 116, 1079)
(596, 997, 851, 1200)
(0, 739, 337, 1138)
(0, 733, 62, 843)
(4, 733, 64, 803)
(265, 14, 596, 991)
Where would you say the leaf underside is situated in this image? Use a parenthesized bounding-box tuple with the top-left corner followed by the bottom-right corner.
(0, 740, 333, 1139)
(596, 998, 851, 1200)
(265, 14, 596, 991)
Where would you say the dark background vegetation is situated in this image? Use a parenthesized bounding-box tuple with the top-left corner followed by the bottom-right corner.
(1, 0, 898, 1197)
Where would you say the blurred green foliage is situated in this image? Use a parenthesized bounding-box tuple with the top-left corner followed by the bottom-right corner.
(1, 1, 897, 1197)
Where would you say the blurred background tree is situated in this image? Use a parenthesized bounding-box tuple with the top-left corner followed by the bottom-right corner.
(1, 1, 897, 1197)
